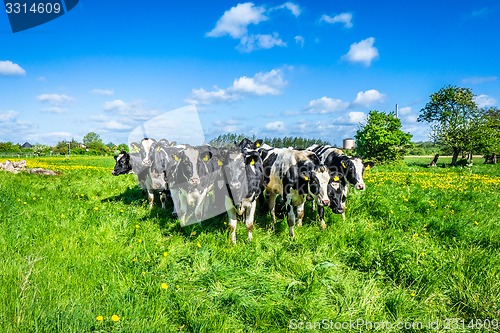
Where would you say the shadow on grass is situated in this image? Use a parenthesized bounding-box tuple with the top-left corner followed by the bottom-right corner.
(102, 186, 145, 206)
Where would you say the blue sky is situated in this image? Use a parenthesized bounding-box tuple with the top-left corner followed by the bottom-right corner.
(0, 0, 499, 146)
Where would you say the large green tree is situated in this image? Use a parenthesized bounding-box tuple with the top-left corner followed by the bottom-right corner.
(476, 107, 500, 163)
(418, 85, 480, 165)
(83, 132, 104, 150)
(355, 110, 412, 163)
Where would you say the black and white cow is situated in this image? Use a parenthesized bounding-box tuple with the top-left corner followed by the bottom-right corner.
(112, 138, 170, 210)
(259, 146, 331, 237)
(220, 147, 264, 244)
(307, 144, 373, 219)
(168, 144, 222, 226)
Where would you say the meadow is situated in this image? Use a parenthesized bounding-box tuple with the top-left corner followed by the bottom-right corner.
(0, 156, 499, 332)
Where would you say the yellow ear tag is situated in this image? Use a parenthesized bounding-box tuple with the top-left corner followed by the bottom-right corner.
(341, 161, 347, 168)
(173, 155, 179, 161)
(156, 146, 161, 151)
(303, 176, 309, 181)
(255, 142, 261, 148)
(203, 155, 209, 162)
(365, 165, 371, 171)
(250, 159, 255, 165)
(334, 176, 340, 182)
(217, 159, 223, 166)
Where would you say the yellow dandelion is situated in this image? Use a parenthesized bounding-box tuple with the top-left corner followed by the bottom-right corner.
(32, 197, 36, 201)
(390, 210, 394, 214)
(23, 202, 27, 205)
(163, 252, 168, 257)
(197, 241, 202, 248)
(94, 207, 99, 211)
(498, 204, 500, 208)
(420, 252, 425, 257)
(137, 239, 142, 243)
(411, 292, 416, 297)
(450, 210, 454, 215)
(80, 194, 84, 197)
(132, 257, 137, 262)
(17, 198, 20, 202)
(96, 315, 104, 321)
(135, 224, 140, 229)
(412, 233, 418, 239)
(474, 221, 479, 226)
(111, 314, 120, 322)
(161, 283, 168, 290)
(191, 230, 197, 236)
(120, 209, 124, 213)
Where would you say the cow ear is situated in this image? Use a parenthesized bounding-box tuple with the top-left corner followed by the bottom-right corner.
(170, 141, 177, 147)
(301, 171, 310, 181)
(254, 139, 263, 148)
(364, 161, 375, 170)
(201, 151, 212, 162)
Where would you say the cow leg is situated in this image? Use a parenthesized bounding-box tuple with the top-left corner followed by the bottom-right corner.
(225, 196, 238, 244)
(170, 188, 180, 218)
(245, 201, 257, 242)
(147, 190, 154, 209)
(318, 205, 326, 229)
(296, 201, 305, 227)
(268, 192, 278, 227)
(286, 203, 296, 238)
(160, 191, 167, 210)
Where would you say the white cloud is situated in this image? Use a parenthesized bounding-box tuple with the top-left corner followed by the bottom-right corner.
(272, 2, 301, 17)
(342, 37, 379, 66)
(238, 33, 286, 52)
(265, 121, 286, 131)
(206, 2, 267, 39)
(294, 35, 304, 47)
(232, 69, 286, 95)
(25, 132, 72, 145)
(37, 93, 74, 105)
(187, 69, 287, 105)
(103, 99, 134, 113)
(398, 106, 412, 115)
(207, 2, 300, 52)
(0, 110, 18, 122)
(102, 120, 132, 131)
(352, 89, 386, 107)
(307, 97, 349, 114)
(91, 89, 114, 96)
(41, 107, 67, 114)
(346, 111, 367, 124)
(475, 94, 497, 108)
(320, 12, 353, 28)
(0, 60, 26, 76)
(461, 76, 497, 85)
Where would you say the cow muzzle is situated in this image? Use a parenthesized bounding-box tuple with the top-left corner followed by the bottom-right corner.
(355, 183, 365, 190)
(321, 199, 330, 206)
(189, 177, 200, 185)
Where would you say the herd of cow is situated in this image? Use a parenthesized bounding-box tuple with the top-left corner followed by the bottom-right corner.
(112, 138, 373, 244)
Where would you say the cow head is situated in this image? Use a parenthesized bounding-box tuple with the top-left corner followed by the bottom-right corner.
(302, 165, 330, 207)
(327, 174, 346, 214)
(172, 146, 213, 187)
(112, 151, 132, 175)
(339, 156, 368, 190)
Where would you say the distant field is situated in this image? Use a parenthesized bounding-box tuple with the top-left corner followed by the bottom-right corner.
(0, 156, 499, 332)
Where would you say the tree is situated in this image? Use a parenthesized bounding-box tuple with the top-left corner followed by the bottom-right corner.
(355, 110, 413, 163)
(418, 85, 480, 165)
(83, 132, 104, 150)
(476, 107, 500, 163)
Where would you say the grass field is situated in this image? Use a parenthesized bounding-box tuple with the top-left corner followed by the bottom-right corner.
(0, 156, 499, 332)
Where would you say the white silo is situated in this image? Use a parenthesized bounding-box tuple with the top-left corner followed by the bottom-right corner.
(343, 138, 355, 150)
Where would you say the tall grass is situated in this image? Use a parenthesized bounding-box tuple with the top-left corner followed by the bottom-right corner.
(0, 156, 499, 332)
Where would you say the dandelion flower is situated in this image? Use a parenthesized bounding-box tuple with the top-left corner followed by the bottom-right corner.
(120, 209, 124, 213)
(138, 239, 142, 243)
(96, 315, 104, 321)
(23, 202, 27, 205)
(17, 198, 20, 202)
(132, 257, 137, 262)
(197, 241, 201, 248)
(161, 283, 168, 290)
(474, 221, 479, 226)
(411, 292, 416, 297)
(420, 252, 425, 257)
(191, 231, 197, 236)
(111, 314, 120, 322)
(163, 252, 168, 257)
(94, 207, 99, 211)
(412, 233, 418, 239)
(135, 224, 140, 229)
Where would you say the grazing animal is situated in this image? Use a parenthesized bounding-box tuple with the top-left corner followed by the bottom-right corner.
(220, 147, 264, 244)
(259, 146, 331, 237)
(307, 144, 373, 219)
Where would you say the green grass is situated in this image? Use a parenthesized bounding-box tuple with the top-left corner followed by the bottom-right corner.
(0, 156, 499, 332)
